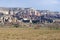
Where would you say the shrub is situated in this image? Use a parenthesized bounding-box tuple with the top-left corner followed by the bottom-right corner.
(13, 23, 20, 28)
(34, 24, 40, 29)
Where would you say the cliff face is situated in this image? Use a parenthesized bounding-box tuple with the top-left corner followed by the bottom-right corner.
(0, 8, 41, 24)
(0, 7, 60, 24)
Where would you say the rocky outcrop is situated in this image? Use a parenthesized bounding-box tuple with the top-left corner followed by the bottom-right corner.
(0, 7, 59, 24)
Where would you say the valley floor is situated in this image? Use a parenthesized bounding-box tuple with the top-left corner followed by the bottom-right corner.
(0, 28, 60, 40)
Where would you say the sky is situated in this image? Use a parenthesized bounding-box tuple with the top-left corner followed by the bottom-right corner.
(0, 0, 60, 11)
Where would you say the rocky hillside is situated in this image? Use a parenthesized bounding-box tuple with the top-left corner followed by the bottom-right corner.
(0, 7, 60, 24)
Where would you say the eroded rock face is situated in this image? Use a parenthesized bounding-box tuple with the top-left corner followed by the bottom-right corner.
(0, 7, 60, 25)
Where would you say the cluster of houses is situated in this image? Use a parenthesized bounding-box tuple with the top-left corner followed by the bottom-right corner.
(0, 7, 60, 25)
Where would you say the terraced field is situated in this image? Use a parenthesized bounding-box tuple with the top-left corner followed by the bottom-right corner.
(0, 28, 60, 40)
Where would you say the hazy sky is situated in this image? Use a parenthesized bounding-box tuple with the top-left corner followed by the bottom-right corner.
(0, 0, 60, 11)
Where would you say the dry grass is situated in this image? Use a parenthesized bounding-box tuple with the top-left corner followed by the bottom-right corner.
(0, 28, 60, 40)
